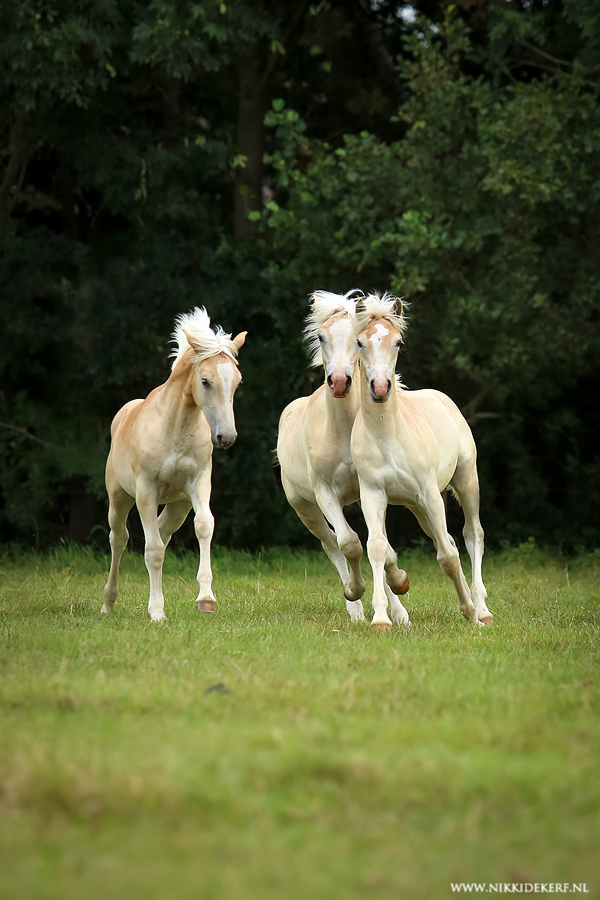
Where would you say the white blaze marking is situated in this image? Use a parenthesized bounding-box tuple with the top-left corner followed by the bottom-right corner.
(369, 322, 389, 352)
(217, 362, 235, 405)
(327, 318, 354, 372)
(329, 319, 352, 341)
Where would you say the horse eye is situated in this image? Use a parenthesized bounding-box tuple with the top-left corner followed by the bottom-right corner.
(356, 340, 365, 349)
(318, 334, 325, 343)
(201, 378, 211, 387)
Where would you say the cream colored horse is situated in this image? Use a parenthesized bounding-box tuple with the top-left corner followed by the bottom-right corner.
(102, 308, 247, 621)
(351, 293, 493, 632)
(277, 291, 410, 624)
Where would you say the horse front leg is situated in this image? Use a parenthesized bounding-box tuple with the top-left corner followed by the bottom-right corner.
(191, 467, 217, 612)
(360, 486, 393, 632)
(283, 485, 366, 622)
(382, 523, 410, 598)
(385, 582, 410, 626)
(313, 486, 367, 620)
(136, 485, 167, 621)
(158, 498, 193, 549)
(357, 500, 410, 605)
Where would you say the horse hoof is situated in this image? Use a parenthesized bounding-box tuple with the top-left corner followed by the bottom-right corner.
(100, 604, 113, 615)
(349, 611, 367, 623)
(392, 577, 410, 596)
(371, 622, 392, 634)
(197, 598, 217, 613)
(478, 612, 493, 626)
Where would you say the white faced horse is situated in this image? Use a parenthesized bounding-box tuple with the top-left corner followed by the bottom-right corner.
(277, 291, 410, 624)
(351, 293, 493, 632)
(102, 308, 247, 621)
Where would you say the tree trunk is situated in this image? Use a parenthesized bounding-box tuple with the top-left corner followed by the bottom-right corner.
(0, 118, 26, 241)
(234, 50, 268, 241)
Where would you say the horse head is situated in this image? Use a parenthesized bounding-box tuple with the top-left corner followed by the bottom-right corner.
(305, 290, 363, 398)
(354, 294, 406, 403)
(173, 308, 247, 448)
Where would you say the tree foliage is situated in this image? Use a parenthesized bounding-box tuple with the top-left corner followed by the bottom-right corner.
(1, 0, 599, 551)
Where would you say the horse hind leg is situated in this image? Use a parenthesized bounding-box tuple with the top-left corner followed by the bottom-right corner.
(412, 492, 477, 624)
(102, 468, 135, 614)
(450, 465, 493, 625)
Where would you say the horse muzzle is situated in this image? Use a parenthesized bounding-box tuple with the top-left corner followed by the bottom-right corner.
(327, 372, 352, 398)
(213, 431, 237, 449)
(369, 377, 392, 403)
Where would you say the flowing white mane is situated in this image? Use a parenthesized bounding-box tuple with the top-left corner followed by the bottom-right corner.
(171, 307, 239, 369)
(354, 291, 408, 339)
(304, 289, 363, 367)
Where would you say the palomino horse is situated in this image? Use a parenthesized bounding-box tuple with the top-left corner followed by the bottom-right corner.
(102, 308, 247, 621)
(351, 293, 493, 632)
(277, 291, 410, 624)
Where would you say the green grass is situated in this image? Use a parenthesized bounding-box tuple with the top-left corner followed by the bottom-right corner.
(0, 542, 599, 899)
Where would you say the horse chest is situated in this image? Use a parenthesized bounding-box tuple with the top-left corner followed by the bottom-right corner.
(333, 460, 360, 503)
(158, 451, 204, 492)
(380, 459, 422, 505)
(310, 450, 357, 500)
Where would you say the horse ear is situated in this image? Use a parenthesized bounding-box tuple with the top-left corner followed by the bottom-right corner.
(183, 328, 201, 351)
(233, 331, 247, 351)
(393, 297, 403, 317)
(355, 298, 366, 316)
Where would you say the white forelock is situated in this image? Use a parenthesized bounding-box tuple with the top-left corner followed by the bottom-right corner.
(170, 307, 239, 369)
(354, 291, 408, 339)
(303, 289, 363, 367)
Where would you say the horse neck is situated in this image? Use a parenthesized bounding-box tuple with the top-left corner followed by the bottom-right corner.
(322, 371, 359, 430)
(159, 356, 202, 433)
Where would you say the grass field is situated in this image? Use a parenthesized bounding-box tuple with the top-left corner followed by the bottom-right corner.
(0, 541, 599, 899)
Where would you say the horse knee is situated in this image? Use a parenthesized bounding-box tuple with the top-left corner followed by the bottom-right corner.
(144, 542, 165, 570)
(110, 528, 128, 555)
(463, 522, 484, 545)
(367, 536, 388, 562)
(194, 511, 214, 541)
(339, 534, 362, 561)
(437, 546, 460, 579)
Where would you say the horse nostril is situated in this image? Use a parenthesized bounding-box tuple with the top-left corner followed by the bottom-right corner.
(346, 375, 352, 392)
(326, 375, 333, 388)
(387, 379, 392, 394)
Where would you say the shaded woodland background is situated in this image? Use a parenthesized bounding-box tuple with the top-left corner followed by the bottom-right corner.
(1, 0, 599, 553)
